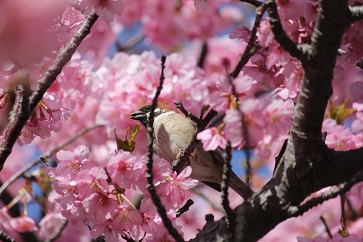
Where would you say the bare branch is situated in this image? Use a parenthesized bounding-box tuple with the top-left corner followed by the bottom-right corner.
(0, 14, 99, 171)
(174, 101, 199, 123)
(229, 4, 265, 79)
(265, 0, 305, 61)
(145, 56, 184, 242)
(238, 0, 262, 8)
(288, 170, 363, 217)
(0, 76, 32, 171)
(320, 216, 333, 239)
(193, 0, 360, 241)
(197, 42, 208, 69)
(0, 230, 15, 242)
(176, 199, 194, 218)
(221, 142, 235, 241)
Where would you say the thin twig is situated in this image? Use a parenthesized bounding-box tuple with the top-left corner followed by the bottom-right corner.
(228, 62, 253, 186)
(197, 42, 208, 69)
(229, 3, 265, 79)
(265, 0, 305, 60)
(174, 101, 200, 124)
(226, 2, 265, 185)
(288, 170, 363, 217)
(0, 14, 99, 172)
(340, 194, 347, 233)
(320, 216, 333, 239)
(273, 139, 288, 174)
(345, 196, 358, 220)
(221, 142, 235, 241)
(0, 124, 103, 196)
(145, 56, 184, 242)
(176, 199, 194, 218)
(238, 0, 263, 8)
(0, 230, 15, 242)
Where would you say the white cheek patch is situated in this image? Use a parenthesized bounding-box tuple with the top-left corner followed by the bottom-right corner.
(154, 108, 164, 116)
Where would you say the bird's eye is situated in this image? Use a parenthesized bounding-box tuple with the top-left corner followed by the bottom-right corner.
(145, 105, 151, 112)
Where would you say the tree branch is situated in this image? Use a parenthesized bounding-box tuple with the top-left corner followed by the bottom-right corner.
(288, 169, 363, 218)
(145, 56, 184, 242)
(221, 142, 235, 241)
(197, 42, 208, 69)
(0, 77, 31, 171)
(229, 3, 265, 79)
(349, 6, 363, 22)
(0, 14, 99, 172)
(0, 230, 15, 242)
(238, 0, 262, 8)
(265, 0, 306, 61)
(192, 0, 359, 241)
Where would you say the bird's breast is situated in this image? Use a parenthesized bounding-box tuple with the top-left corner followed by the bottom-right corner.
(153, 112, 196, 162)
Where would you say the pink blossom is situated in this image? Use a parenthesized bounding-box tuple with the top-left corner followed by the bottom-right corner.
(82, 192, 119, 224)
(111, 205, 143, 234)
(263, 98, 294, 138)
(229, 26, 251, 43)
(325, 124, 358, 151)
(194, 0, 210, 11)
(54, 145, 95, 179)
(90, 223, 120, 242)
(239, 99, 266, 146)
(243, 66, 276, 90)
(0, 208, 15, 236)
(38, 213, 67, 240)
(107, 151, 145, 190)
(161, 166, 198, 208)
(10, 216, 37, 233)
(331, 234, 362, 242)
(79, 0, 124, 23)
(224, 109, 244, 148)
(197, 127, 227, 151)
(76, 167, 110, 200)
(297, 236, 326, 242)
(352, 102, 363, 133)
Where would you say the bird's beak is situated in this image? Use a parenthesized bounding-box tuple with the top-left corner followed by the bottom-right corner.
(130, 110, 146, 121)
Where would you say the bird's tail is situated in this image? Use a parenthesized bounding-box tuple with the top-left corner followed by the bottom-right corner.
(228, 170, 254, 199)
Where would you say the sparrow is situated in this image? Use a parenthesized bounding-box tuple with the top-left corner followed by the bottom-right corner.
(130, 102, 254, 200)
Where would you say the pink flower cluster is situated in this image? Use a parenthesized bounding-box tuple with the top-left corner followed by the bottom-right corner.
(49, 145, 198, 241)
(297, 234, 362, 242)
(118, 0, 243, 51)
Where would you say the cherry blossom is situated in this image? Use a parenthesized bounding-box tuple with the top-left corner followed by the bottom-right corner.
(197, 127, 227, 151)
(79, 0, 124, 23)
(10, 216, 37, 233)
(0, 1, 363, 241)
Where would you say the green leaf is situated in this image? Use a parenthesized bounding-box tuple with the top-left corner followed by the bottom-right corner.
(114, 124, 139, 153)
(329, 99, 355, 125)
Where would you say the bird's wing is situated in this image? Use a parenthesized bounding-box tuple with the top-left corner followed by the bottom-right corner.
(209, 148, 254, 199)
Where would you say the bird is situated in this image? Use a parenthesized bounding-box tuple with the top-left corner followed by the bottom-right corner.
(130, 102, 254, 200)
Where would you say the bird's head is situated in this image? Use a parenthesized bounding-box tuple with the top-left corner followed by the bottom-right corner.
(130, 102, 174, 127)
